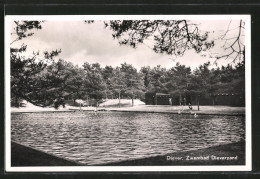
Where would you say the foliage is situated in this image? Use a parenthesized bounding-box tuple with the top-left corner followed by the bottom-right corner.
(167, 63, 191, 96)
(10, 20, 245, 107)
(104, 20, 245, 63)
(10, 21, 62, 107)
(105, 20, 214, 57)
(83, 62, 106, 100)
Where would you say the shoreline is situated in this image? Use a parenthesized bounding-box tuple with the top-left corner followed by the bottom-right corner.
(11, 105, 245, 116)
(11, 141, 245, 166)
(108, 110, 245, 116)
(11, 141, 83, 166)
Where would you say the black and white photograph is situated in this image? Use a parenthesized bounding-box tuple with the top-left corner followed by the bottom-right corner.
(5, 15, 251, 172)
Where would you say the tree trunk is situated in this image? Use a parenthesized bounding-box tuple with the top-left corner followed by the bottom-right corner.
(119, 91, 121, 108)
(212, 96, 215, 105)
(197, 95, 200, 111)
(132, 92, 134, 107)
(15, 97, 19, 108)
(179, 94, 182, 106)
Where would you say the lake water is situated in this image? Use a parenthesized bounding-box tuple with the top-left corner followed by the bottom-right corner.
(11, 111, 245, 165)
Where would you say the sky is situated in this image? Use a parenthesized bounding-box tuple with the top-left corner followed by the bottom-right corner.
(10, 19, 244, 70)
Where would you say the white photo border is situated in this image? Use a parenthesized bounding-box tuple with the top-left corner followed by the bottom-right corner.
(5, 15, 252, 172)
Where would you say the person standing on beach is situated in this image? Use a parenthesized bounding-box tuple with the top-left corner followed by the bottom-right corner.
(188, 103, 193, 111)
(169, 98, 172, 105)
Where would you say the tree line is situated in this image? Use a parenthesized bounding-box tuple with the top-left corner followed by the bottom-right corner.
(10, 20, 245, 107)
(11, 57, 245, 107)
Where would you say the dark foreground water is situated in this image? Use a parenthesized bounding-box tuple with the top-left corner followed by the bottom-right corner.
(11, 112, 245, 165)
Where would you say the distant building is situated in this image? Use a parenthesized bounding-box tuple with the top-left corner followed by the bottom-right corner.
(145, 92, 244, 107)
(145, 93, 171, 105)
(192, 93, 245, 107)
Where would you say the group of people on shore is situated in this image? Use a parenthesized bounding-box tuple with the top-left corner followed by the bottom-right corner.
(177, 97, 197, 117)
(179, 97, 193, 111)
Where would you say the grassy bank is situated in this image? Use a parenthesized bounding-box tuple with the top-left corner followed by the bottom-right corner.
(11, 141, 82, 166)
(11, 141, 245, 166)
(108, 105, 245, 116)
(101, 141, 245, 166)
(11, 104, 245, 116)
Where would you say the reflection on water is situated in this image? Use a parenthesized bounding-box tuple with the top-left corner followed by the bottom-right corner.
(11, 112, 245, 165)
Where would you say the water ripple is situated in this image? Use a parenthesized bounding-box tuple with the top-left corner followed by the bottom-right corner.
(11, 112, 245, 165)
